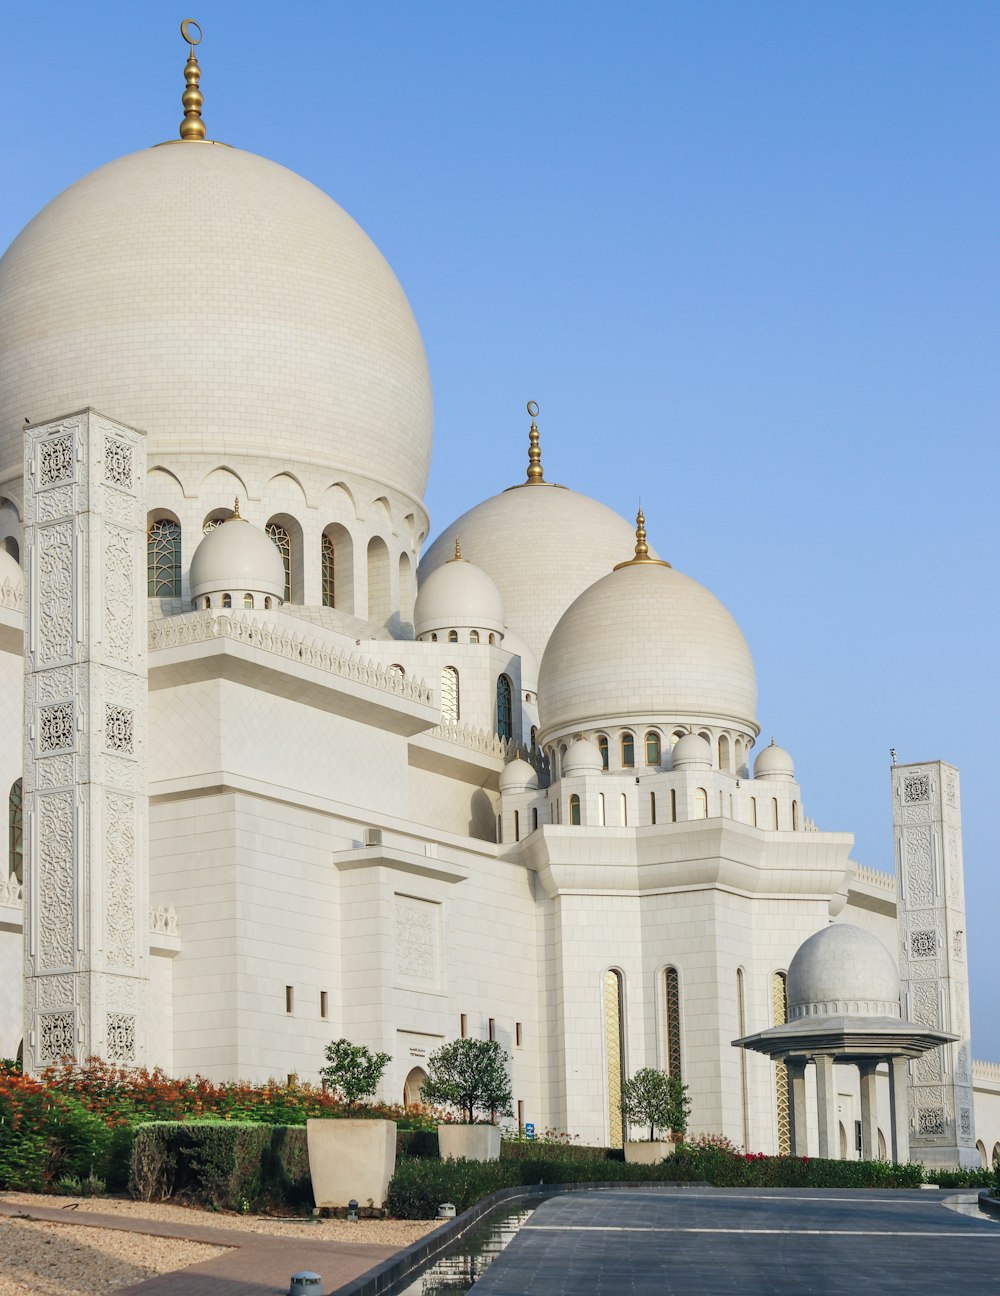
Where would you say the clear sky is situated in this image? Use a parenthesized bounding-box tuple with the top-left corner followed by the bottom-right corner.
(4, 3, 998, 1056)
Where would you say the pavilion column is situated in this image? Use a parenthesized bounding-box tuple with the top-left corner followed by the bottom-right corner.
(858, 1060, 880, 1160)
(787, 1058, 809, 1157)
(814, 1054, 839, 1159)
(888, 1055, 911, 1164)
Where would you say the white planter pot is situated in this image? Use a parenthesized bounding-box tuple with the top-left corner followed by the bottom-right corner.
(307, 1118, 397, 1209)
(623, 1139, 674, 1165)
(437, 1124, 502, 1162)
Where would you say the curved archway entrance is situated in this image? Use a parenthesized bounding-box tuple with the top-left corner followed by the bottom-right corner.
(403, 1066, 428, 1108)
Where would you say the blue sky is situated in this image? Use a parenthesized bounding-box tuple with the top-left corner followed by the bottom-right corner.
(4, 3, 999, 1056)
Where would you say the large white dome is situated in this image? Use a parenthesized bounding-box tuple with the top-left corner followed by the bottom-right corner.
(538, 559, 757, 741)
(421, 484, 647, 662)
(0, 141, 433, 502)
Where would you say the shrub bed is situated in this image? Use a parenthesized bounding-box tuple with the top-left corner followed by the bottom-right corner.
(130, 1122, 311, 1212)
(386, 1150, 924, 1218)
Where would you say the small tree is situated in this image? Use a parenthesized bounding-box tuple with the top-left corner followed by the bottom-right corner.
(620, 1067, 690, 1142)
(319, 1039, 391, 1109)
(420, 1039, 513, 1124)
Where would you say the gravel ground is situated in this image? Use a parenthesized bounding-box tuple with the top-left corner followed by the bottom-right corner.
(0, 1216, 227, 1295)
(0, 1192, 439, 1245)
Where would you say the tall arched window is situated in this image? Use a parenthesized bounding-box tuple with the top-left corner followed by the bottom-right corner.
(243, 593, 253, 609)
(221, 593, 232, 608)
(569, 794, 581, 826)
(694, 787, 708, 819)
(750, 796, 758, 827)
(771, 798, 779, 830)
(772, 971, 790, 1155)
(791, 800, 800, 831)
(597, 793, 606, 826)
(366, 536, 391, 626)
(597, 735, 609, 770)
(718, 734, 731, 771)
(649, 791, 656, 824)
(266, 522, 292, 602)
(8, 778, 23, 885)
(737, 968, 749, 1149)
(645, 731, 661, 766)
(620, 794, 628, 826)
(147, 518, 181, 596)
(448, 630, 458, 643)
(604, 969, 626, 1149)
(321, 532, 335, 607)
(496, 674, 513, 741)
(621, 732, 635, 768)
(664, 966, 682, 1079)
(470, 630, 480, 644)
(530, 726, 537, 754)
(441, 667, 460, 722)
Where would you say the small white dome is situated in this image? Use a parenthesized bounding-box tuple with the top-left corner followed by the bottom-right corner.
(562, 737, 604, 775)
(787, 924, 900, 1019)
(499, 758, 539, 793)
(671, 733, 712, 771)
(414, 551, 505, 639)
(754, 741, 795, 781)
(538, 561, 757, 743)
(189, 516, 286, 604)
(0, 548, 23, 592)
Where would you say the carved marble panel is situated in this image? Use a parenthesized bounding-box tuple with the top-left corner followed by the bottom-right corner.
(105, 1013, 136, 1062)
(38, 436, 75, 487)
(103, 437, 134, 491)
(910, 929, 937, 958)
(105, 794, 136, 970)
(36, 522, 74, 665)
(917, 1107, 945, 1136)
(105, 705, 134, 755)
(36, 974, 74, 1010)
(103, 526, 134, 665)
(36, 791, 75, 971)
(36, 486, 74, 523)
(903, 773, 930, 803)
(394, 894, 441, 990)
(38, 702, 74, 753)
(34, 667, 74, 704)
(903, 827, 934, 907)
(38, 1011, 75, 1062)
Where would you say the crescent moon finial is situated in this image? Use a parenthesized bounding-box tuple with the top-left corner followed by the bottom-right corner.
(179, 20, 207, 141)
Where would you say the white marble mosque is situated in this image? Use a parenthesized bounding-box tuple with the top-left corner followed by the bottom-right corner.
(0, 29, 997, 1169)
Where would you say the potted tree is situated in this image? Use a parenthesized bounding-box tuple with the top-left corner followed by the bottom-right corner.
(620, 1067, 690, 1164)
(307, 1039, 394, 1209)
(421, 1038, 513, 1162)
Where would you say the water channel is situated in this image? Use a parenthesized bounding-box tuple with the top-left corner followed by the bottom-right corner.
(390, 1205, 536, 1294)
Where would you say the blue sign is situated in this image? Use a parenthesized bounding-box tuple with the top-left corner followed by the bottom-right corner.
(524, 1122, 535, 1140)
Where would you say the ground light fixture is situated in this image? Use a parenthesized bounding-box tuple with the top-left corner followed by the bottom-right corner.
(289, 1273, 322, 1296)
(347, 1198, 359, 1222)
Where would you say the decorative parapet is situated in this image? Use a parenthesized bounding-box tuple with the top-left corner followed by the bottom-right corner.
(973, 1060, 1000, 1085)
(0, 872, 23, 907)
(0, 577, 23, 612)
(149, 903, 178, 936)
(853, 863, 895, 891)
(149, 610, 433, 705)
(428, 721, 525, 760)
(804, 816, 818, 832)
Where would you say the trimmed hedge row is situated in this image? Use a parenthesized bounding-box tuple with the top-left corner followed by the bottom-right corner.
(500, 1139, 621, 1163)
(130, 1122, 311, 1212)
(385, 1149, 925, 1218)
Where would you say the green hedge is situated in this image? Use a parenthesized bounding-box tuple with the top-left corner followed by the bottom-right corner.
(501, 1139, 621, 1163)
(129, 1122, 310, 1212)
(385, 1150, 925, 1218)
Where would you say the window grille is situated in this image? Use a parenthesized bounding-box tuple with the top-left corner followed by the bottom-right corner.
(147, 519, 181, 596)
(266, 523, 291, 602)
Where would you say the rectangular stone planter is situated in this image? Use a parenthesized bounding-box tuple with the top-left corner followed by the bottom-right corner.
(623, 1139, 674, 1165)
(307, 1118, 397, 1208)
(437, 1123, 502, 1162)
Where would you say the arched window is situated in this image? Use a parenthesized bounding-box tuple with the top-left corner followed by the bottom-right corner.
(737, 968, 749, 1149)
(496, 674, 513, 740)
(8, 779, 23, 885)
(750, 796, 757, 827)
(604, 969, 626, 1149)
(243, 593, 253, 609)
(3, 537, 19, 561)
(718, 734, 731, 772)
(514, 810, 520, 841)
(441, 667, 460, 722)
(694, 787, 708, 819)
(222, 593, 232, 608)
(448, 630, 458, 643)
(621, 732, 635, 768)
(771, 798, 779, 830)
(430, 633, 437, 642)
(792, 800, 799, 831)
(264, 597, 272, 609)
(645, 731, 661, 766)
(367, 536, 391, 626)
(664, 966, 682, 1079)
(488, 633, 496, 645)
(321, 532, 335, 607)
(569, 794, 581, 826)
(597, 735, 609, 769)
(734, 737, 744, 773)
(530, 726, 537, 753)
(496, 814, 502, 843)
(620, 794, 628, 826)
(597, 793, 606, 826)
(147, 518, 181, 596)
(977, 1140, 988, 1168)
(403, 1066, 428, 1108)
(772, 971, 790, 1155)
(649, 791, 656, 825)
(670, 788, 677, 822)
(205, 596, 212, 608)
(470, 630, 480, 644)
(266, 522, 292, 602)
(531, 807, 538, 831)
(388, 663, 405, 682)
(993, 1142, 1000, 1168)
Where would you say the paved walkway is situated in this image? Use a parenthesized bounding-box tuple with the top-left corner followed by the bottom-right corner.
(470, 1187, 1000, 1295)
(0, 1199, 406, 1295)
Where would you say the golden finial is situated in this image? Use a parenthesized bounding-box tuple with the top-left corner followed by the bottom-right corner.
(613, 506, 671, 570)
(232, 496, 242, 520)
(525, 401, 545, 484)
(449, 537, 462, 562)
(179, 20, 206, 141)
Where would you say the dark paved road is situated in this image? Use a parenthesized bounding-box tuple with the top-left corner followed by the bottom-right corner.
(470, 1187, 1000, 1295)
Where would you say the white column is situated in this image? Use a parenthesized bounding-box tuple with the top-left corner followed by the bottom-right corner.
(787, 1058, 809, 1157)
(23, 411, 149, 1072)
(814, 1054, 839, 1159)
(858, 1060, 880, 1161)
(889, 1055, 911, 1164)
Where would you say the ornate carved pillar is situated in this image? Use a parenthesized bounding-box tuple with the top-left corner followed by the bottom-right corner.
(786, 1057, 808, 1157)
(22, 410, 149, 1072)
(888, 1055, 910, 1164)
(858, 1059, 880, 1160)
(892, 761, 977, 1167)
(814, 1053, 839, 1159)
